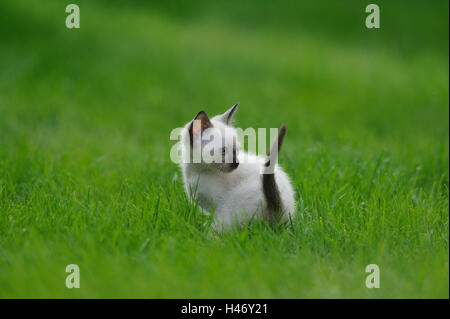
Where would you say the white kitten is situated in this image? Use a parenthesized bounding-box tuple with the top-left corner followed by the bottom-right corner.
(179, 103, 296, 232)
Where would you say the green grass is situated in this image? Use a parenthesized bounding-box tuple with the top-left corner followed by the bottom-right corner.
(0, 0, 448, 298)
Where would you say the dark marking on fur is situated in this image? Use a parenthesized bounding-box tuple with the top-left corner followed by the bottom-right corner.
(262, 123, 287, 224)
(188, 121, 194, 148)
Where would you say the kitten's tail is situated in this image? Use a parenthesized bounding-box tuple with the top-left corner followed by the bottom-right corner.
(262, 123, 287, 224)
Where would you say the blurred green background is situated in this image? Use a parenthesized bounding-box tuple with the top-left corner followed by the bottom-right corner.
(0, 0, 448, 298)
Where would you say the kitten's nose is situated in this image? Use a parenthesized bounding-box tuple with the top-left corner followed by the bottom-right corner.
(232, 162, 239, 169)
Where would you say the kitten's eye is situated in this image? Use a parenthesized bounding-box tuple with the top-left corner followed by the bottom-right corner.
(221, 147, 226, 155)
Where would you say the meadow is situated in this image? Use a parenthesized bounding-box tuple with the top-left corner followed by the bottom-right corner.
(0, 0, 448, 298)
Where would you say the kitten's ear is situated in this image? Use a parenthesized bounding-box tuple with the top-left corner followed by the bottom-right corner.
(189, 111, 213, 145)
(217, 103, 239, 125)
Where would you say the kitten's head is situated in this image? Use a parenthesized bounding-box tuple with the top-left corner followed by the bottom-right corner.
(186, 103, 240, 173)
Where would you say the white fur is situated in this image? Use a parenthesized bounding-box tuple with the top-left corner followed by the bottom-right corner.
(179, 107, 296, 232)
